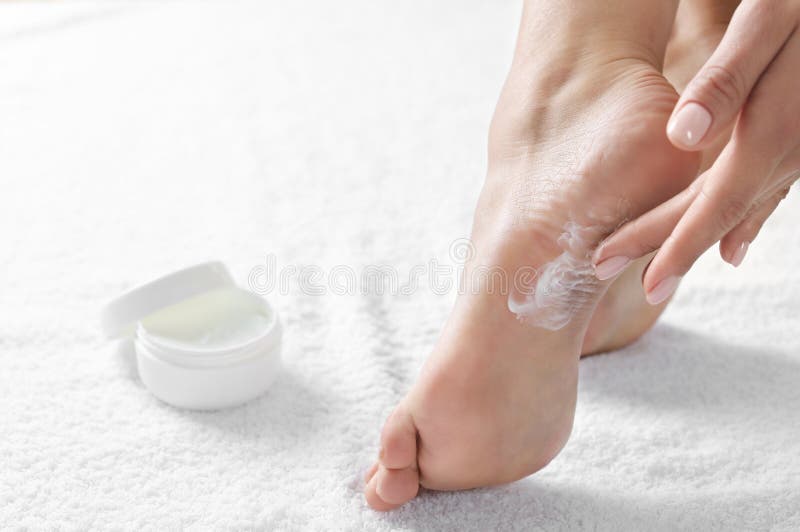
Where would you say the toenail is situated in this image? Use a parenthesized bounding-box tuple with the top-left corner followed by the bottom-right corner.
(730, 241, 749, 267)
(594, 256, 630, 280)
(378, 446, 385, 461)
(646, 275, 680, 305)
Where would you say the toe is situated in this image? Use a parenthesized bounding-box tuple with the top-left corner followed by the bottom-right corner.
(364, 462, 379, 483)
(364, 473, 400, 511)
(364, 403, 420, 511)
(376, 466, 419, 505)
(379, 404, 418, 470)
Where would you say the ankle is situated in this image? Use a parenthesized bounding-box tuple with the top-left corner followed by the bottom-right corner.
(514, 0, 679, 71)
(488, 56, 637, 154)
(489, 0, 680, 154)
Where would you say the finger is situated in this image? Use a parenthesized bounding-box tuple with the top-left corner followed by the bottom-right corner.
(593, 178, 702, 279)
(645, 33, 800, 303)
(719, 164, 799, 265)
(642, 146, 772, 304)
(720, 186, 791, 266)
(666, 0, 796, 151)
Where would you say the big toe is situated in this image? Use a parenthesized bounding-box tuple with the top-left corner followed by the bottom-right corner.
(364, 403, 420, 511)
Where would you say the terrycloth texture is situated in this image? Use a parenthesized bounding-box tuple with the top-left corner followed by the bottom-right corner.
(1, 1, 799, 529)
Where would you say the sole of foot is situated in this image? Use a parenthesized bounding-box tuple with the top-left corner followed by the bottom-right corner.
(365, 56, 701, 510)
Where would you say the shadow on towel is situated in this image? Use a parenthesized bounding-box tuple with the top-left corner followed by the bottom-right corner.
(379, 481, 794, 531)
(579, 323, 800, 422)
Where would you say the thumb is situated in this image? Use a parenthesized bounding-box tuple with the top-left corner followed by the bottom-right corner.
(666, 0, 795, 151)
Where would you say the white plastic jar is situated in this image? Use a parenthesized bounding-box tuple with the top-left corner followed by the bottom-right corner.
(101, 262, 282, 410)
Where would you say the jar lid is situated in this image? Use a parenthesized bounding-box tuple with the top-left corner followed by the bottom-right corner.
(101, 261, 236, 338)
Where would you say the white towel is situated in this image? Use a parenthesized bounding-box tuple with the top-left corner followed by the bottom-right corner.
(1, 1, 798, 529)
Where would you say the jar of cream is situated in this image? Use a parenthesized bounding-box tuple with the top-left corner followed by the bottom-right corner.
(101, 262, 282, 410)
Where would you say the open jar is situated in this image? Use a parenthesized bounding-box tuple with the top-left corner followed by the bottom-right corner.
(101, 262, 282, 410)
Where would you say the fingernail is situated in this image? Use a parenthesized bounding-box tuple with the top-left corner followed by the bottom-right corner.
(646, 275, 681, 305)
(730, 241, 749, 267)
(594, 256, 631, 280)
(668, 102, 712, 147)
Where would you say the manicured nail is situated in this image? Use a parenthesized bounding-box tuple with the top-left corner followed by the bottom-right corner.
(730, 241, 749, 267)
(594, 256, 631, 280)
(646, 275, 681, 305)
(668, 102, 712, 147)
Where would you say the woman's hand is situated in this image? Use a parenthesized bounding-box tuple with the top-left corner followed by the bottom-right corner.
(592, 0, 800, 305)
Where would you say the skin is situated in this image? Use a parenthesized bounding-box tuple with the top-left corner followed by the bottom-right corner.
(364, 0, 721, 511)
(585, 0, 742, 355)
(594, 0, 800, 303)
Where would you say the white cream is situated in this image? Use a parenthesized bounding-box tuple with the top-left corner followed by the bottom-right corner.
(508, 221, 603, 330)
(141, 288, 272, 349)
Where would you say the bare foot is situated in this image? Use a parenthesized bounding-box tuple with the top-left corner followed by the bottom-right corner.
(365, 2, 702, 511)
(582, 252, 666, 355)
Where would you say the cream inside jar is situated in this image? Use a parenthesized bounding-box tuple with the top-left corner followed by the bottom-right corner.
(140, 288, 274, 352)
